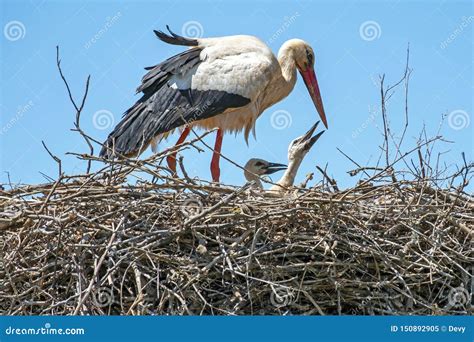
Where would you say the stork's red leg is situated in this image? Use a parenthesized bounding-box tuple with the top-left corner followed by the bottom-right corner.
(210, 129, 223, 183)
(166, 127, 190, 175)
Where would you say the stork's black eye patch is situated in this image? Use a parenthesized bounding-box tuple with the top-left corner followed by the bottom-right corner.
(255, 161, 264, 167)
(306, 49, 313, 65)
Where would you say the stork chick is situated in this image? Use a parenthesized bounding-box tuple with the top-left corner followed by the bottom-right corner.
(244, 122, 324, 193)
(244, 159, 287, 189)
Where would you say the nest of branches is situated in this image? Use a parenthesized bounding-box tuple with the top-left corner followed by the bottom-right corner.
(1, 143, 473, 315)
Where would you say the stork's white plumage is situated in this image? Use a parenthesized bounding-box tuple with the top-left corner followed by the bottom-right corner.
(100, 26, 328, 182)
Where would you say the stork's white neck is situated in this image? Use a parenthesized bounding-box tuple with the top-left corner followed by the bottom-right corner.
(271, 157, 303, 191)
(260, 44, 298, 110)
(278, 45, 298, 86)
(244, 169, 263, 189)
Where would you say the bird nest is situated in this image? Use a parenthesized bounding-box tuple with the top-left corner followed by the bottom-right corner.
(1, 149, 473, 316)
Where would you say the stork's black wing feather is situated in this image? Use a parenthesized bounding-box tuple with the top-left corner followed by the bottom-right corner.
(100, 46, 250, 158)
(137, 48, 202, 97)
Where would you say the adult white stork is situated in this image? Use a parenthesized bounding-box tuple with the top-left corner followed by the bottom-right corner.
(100, 26, 328, 182)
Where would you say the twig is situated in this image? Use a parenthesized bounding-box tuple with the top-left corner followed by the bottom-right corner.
(56, 46, 93, 173)
(41, 141, 62, 177)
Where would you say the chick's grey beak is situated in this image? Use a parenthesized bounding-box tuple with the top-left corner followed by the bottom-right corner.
(302, 121, 320, 141)
(263, 162, 287, 175)
(301, 121, 325, 150)
(306, 130, 325, 149)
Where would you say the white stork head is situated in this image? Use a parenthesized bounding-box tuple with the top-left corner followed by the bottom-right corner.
(280, 39, 328, 129)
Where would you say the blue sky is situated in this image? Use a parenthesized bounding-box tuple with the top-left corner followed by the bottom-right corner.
(1, 0, 472, 189)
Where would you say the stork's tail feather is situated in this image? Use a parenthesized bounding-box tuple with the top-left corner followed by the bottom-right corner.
(99, 136, 137, 160)
(99, 134, 143, 160)
(154, 25, 199, 47)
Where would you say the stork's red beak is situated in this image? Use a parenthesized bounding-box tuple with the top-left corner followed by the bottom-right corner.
(300, 67, 328, 128)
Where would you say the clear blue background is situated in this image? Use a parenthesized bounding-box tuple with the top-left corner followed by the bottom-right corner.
(1, 0, 472, 189)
